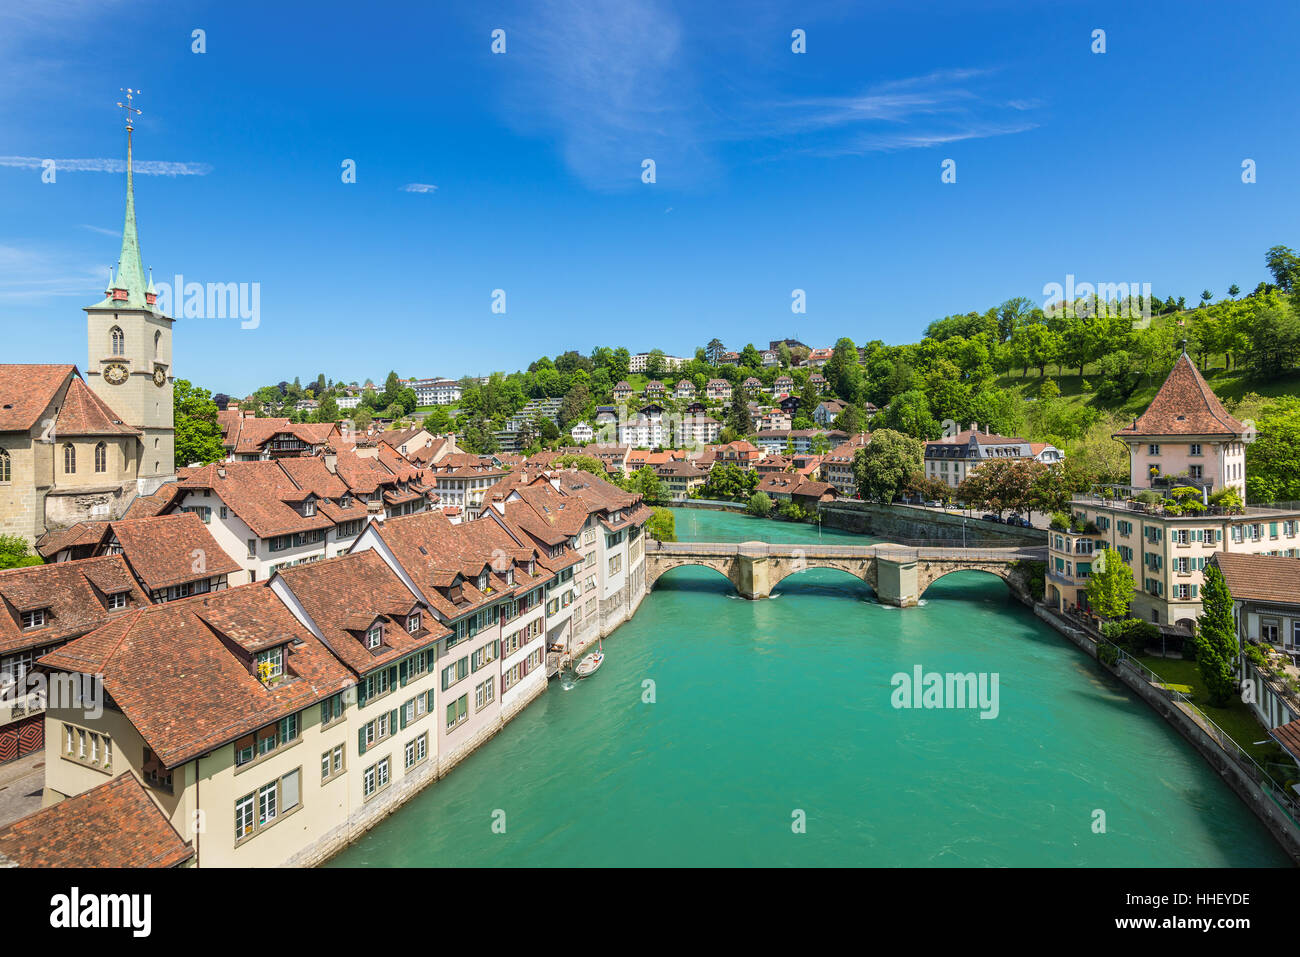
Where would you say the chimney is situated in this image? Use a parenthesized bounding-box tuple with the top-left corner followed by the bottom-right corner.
(969, 422, 977, 433)
(323, 453, 338, 474)
(217, 467, 227, 479)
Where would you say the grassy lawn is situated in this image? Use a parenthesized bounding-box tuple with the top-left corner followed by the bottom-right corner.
(995, 367, 1300, 420)
(1138, 655, 1289, 769)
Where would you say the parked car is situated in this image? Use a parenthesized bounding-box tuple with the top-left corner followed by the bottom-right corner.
(925, 499, 943, 507)
(980, 513, 1001, 523)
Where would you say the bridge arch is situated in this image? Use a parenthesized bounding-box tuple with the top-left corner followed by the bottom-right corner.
(918, 565, 1018, 601)
(649, 561, 738, 592)
(769, 561, 876, 594)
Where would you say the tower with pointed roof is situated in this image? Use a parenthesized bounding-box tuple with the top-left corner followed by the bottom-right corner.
(84, 100, 176, 489)
(1112, 348, 1247, 497)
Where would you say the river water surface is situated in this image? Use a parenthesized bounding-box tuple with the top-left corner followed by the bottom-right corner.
(329, 507, 1289, 866)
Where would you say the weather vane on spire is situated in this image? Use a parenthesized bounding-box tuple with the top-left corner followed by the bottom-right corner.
(116, 88, 142, 131)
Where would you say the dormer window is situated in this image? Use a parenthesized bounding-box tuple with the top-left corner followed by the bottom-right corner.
(505, 568, 514, 585)
(406, 613, 421, 635)
(366, 624, 383, 649)
(477, 571, 489, 591)
(340, 494, 352, 508)
(302, 500, 316, 517)
(256, 646, 284, 681)
(528, 560, 536, 576)
(106, 592, 129, 611)
(20, 609, 46, 630)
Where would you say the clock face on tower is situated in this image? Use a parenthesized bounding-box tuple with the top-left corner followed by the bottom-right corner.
(104, 363, 128, 385)
(153, 366, 167, 387)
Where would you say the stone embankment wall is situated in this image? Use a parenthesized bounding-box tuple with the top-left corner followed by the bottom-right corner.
(822, 501, 1044, 546)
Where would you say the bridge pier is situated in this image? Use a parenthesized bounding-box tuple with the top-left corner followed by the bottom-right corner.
(734, 551, 771, 599)
(874, 551, 919, 607)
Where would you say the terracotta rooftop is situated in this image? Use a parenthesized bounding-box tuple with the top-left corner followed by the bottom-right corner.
(1115, 352, 1245, 438)
(0, 555, 149, 657)
(274, 551, 447, 676)
(53, 375, 139, 436)
(107, 512, 242, 591)
(1212, 552, 1300, 604)
(0, 364, 75, 433)
(39, 583, 354, 769)
(0, 773, 192, 868)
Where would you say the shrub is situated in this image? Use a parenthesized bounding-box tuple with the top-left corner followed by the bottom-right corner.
(1098, 643, 1120, 667)
(1049, 512, 1070, 532)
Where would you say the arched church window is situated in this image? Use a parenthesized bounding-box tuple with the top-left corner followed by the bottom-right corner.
(154, 330, 161, 361)
(95, 442, 107, 473)
(63, 443, 76, 474)
(110, 326, 125, 356)
(0, 449, 10, 483)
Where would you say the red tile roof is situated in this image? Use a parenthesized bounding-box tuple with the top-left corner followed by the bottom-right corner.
(0, 364, 75, 432)
(53, 375, 139, 436)
(1115, 352, 1245, 438)
(275, 551, 446, 675)
(1212, 552, 1300, 604)
(107, 513, 242, 591)
(0, 555, 149, 657)
(0, 773, 192, 868)
(40, 583, 354, 768)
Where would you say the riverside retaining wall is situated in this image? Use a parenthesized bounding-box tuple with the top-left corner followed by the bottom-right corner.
(1035, 604, 1300, 864)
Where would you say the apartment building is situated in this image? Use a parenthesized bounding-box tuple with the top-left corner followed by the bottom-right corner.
(924, 426, 1062, 489)
(613, 381, 634, 401)
(655, 460, 709, 501)
(629, 353, 689, 373)
(823, 433, 871, 497)
(675, 414, 721, 449)
(675, 379, 695, 399)
(618, 406, 668, 448)
(706, 379, 732, 401)
(410, 378, 461, 406)
(1047, 354, 1300, 627)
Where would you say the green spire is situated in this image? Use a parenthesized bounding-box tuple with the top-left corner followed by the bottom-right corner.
(111, 128, 149, 306)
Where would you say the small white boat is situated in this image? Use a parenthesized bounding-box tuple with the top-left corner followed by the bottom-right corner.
(574, 650, 604, 678)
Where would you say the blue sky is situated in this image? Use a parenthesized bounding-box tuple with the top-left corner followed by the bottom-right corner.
(2, 0, 1297, 395)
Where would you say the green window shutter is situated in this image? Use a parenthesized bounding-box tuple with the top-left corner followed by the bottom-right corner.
(1191, 585, 1198, 598)
(400, 703, 408, 730)
(400, 659, 409, 687)
(426, 689, 435, 712)
(389, 709, 398, 734)
(357, 681, 368, 707)
(358, 727, 367, 755)
(389, 665, 398, 687)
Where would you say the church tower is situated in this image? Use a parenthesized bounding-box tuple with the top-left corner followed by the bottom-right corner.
(84, 91, 176, 491)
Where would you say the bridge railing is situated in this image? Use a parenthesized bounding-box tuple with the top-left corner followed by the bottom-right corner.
(647, 540, 1046, 562)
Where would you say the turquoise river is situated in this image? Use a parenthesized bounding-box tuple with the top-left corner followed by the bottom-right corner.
(329, 507, 1290, 866)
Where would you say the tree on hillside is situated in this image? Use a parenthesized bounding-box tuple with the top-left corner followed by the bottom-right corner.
(1265, 244, 1299, 292)
(853, 429, 923, 504)
(880, 389, 940, 440)
(825, 337, 863, 401)
(174, 379, 226, 467)
(955, 458, 1038, 517)
(1085, 548, 1135, 621)
(1244, 295, 1300, 379)
(1195, 564, 1239, 706)
(729, 386, 750, 435)
(833, 404, 865, 434)
(422, 406, 453, 433)
(1228, 284, 1240, 298)
(746, 491, 773, 517)
(1244, 396, 1300, 503)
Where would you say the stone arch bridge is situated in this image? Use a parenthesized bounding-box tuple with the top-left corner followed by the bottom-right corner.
(645, 541, 1045, 607)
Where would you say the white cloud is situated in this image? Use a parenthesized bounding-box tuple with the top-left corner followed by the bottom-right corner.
(0, 156, 212, 176)
(401, 183, 438, 193)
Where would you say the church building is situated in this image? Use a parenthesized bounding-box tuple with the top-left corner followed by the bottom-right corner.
(0, 115, 176, 546)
